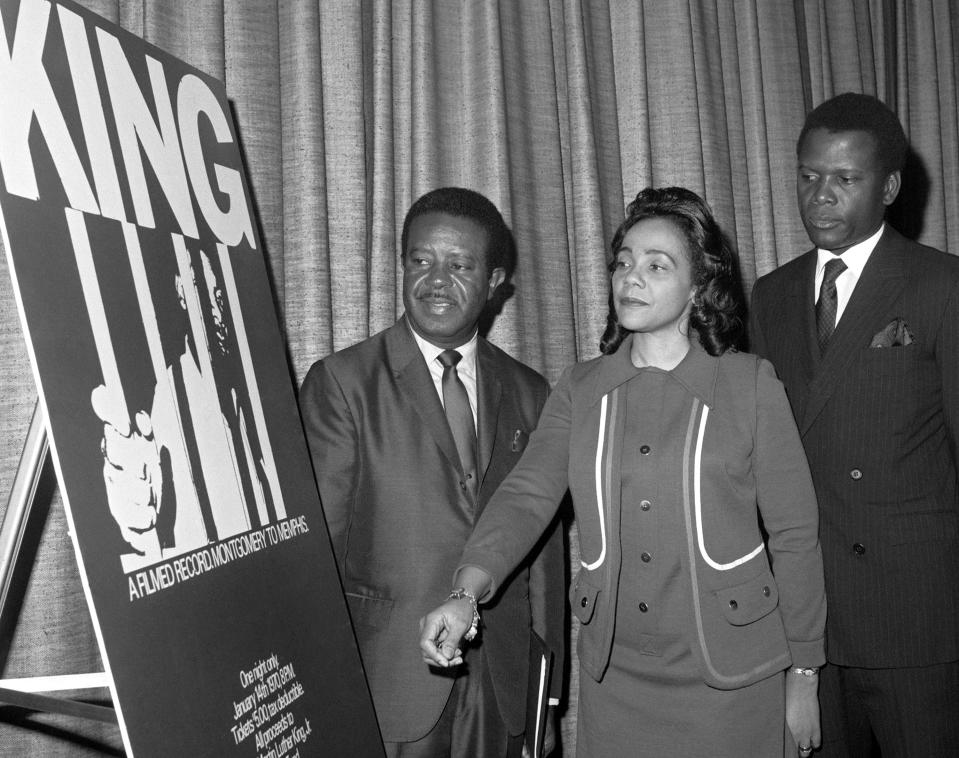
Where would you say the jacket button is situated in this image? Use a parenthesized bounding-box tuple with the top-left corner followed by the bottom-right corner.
(638, 602, 648, 612)
(580, 597, 589, 608)
(640, 500, 651, 511)
(853, 543, 866, 556)
(762, 586, 770, 597)
(850, 468, 863, 480)
(728, 599, 738, 610)
(640, 445, 651, 455)
(641, 552, 651, 563)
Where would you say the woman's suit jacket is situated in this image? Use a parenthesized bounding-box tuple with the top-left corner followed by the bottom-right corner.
(300, 318, 565, 742)
(462, 337, 826, 688)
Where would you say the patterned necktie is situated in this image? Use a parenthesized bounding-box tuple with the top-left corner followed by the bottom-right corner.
(816, 257, 847, 353)
(438, 350, 477, 497)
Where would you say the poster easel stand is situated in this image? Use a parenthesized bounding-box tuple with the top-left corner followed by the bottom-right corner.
(0, 399, 116, 724)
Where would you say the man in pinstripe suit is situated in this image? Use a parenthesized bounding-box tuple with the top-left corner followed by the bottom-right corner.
(749, 93, 959, 757)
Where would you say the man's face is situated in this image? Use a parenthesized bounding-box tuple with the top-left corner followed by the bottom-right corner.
(402, 212, 505, 349)
(796, 128, 900, 254)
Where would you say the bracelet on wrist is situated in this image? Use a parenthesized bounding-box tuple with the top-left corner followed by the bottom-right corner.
(447, 587, 481, 641)
(789, 666, 820, 677)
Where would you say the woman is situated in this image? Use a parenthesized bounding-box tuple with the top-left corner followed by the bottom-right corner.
(420, 187, 825, 757)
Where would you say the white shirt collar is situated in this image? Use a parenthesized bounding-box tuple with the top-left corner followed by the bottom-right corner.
(408, 323, 478, 378)
(813, 223, 884, 322)
(816, 223, 884, 279)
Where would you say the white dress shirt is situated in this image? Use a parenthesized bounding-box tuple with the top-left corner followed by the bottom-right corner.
(409, 323, 479, 430)
(814, 224, 884, 325)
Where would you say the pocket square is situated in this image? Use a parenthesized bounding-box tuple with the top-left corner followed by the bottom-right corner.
(870, 317, 914, 348)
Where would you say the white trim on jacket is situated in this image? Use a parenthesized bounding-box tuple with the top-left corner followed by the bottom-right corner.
(581, 394, 608, 570)
(693, 405, 763, 570)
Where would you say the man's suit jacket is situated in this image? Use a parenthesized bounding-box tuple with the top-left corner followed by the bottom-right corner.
(749, 225, 959, 668)
(299, 318, 565, 743)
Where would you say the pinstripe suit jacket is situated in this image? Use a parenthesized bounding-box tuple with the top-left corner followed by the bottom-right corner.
(749, 225, 959, 667)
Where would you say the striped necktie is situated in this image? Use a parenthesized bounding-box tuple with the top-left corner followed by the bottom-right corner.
(816, 257, 847, 353)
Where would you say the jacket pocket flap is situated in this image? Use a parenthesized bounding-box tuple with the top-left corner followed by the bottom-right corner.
(715, 575, 778, 626)
(570, 577, 600, 624)
(345, 592, 393, 630)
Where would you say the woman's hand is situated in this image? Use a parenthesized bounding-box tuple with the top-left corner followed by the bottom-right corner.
(786, 668, 821, 756)
(419, 598, 475, 667)
(421, 568, 492, 667)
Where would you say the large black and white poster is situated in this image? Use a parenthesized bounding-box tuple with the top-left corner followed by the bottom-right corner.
(0, 0, 383, 754)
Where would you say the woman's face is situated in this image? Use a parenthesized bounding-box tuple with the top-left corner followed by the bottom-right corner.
(611, 216, 696, 338)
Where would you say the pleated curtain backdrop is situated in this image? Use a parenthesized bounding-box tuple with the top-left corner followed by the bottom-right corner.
(0, 1, 956, 754)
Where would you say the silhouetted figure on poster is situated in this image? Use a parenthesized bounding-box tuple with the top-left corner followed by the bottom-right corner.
(87, 234, 282, 571)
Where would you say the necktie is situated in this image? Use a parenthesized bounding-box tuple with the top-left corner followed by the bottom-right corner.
(438, 350, 477, 497)
(816, 257, 847, 353)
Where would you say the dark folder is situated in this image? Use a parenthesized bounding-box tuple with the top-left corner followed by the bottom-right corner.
(526, 629, 554, 758)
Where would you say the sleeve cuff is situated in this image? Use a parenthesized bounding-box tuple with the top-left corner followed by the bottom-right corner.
(788, 637, 826, 668)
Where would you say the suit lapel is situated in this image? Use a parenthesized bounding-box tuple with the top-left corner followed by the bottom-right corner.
(755, 253, 818, 422)
(386, 320, 464, 474)
(797, 255, 822, 378)
(800, 231, 909, 434)
(475, 339, 501, 493)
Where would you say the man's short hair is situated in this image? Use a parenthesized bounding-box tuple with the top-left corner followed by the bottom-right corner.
(400, 187, 516, 278)
(797, 92, 908, 174)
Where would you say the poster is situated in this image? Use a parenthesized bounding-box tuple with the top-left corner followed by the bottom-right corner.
(0, 0, 384, 754)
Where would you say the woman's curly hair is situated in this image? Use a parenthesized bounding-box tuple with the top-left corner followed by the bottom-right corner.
(599, 186, 746, 357)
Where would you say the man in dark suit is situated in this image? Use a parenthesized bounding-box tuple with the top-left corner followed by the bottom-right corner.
(750, 93, 959, 756)
(300, 187, 564, 757)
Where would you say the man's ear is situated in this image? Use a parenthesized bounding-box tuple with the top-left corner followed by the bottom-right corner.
(487, 267, 506, 298)
(882, 170, 902, 206)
